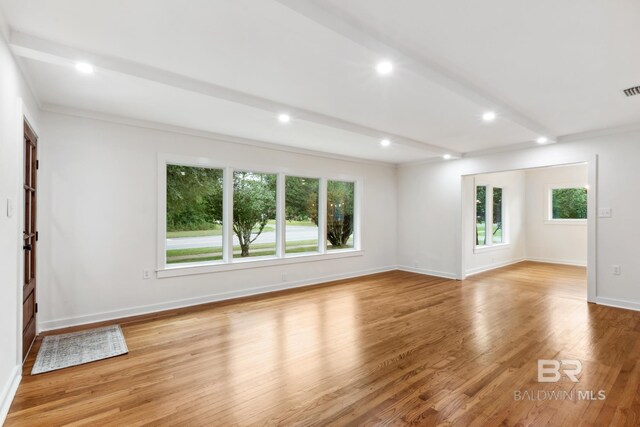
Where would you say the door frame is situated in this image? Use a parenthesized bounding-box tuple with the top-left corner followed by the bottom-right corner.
(17, 100, 40, 364)
(457, 154, 597, 303)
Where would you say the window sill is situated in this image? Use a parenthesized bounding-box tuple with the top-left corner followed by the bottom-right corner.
(157, 249, 364, 278)
(544, 219, 587, 225)
(474, 243, 511, 254)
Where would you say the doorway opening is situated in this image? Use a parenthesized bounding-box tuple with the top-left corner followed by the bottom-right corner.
(22, 119, 38, 360)
(460, 162, 592, 301)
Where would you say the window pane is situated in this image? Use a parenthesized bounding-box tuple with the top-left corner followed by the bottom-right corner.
(233, 171, 277, 258)
(476, 186, 486, 246)
(285, 176, 319, 255)
(166, 165, 223, 265)
(552, 188, 587, 219)
(492, 187, 503, 244)
(327, 180, 355, 250)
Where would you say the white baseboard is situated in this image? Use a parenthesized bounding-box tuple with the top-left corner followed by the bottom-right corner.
(465, 257, 527, 277)
(595, 297, 640, 312)
(39, 266, 396, 332)
(396, 265, 458, 280)
(0, 365, 21, 425)
(526, 257, 587, 267)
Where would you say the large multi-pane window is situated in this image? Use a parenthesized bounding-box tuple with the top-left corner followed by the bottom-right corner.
(327, 180, 355, 250)
(165, 165, 223, 265)
(475, 184, 505, 248)
(163, 162, 359, 271)
(232, 171, 277, 259)
(285, 176, 319, 255)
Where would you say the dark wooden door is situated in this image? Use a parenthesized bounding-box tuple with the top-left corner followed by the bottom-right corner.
(23, 120, 38, 360)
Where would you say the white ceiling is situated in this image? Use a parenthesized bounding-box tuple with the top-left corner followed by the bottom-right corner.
(1, 0, 639, 163)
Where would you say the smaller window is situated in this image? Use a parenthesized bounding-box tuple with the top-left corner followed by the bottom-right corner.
(550, 187, 587, 220)
(327, 180, 355, 250)
(285, 176, 319, 255)
(492, 187, 503, 244)
(475, 185, 487, 246)
(233, 171, 277, 259)
(165, 164, 224, 265)
(474, 184, 507, 249)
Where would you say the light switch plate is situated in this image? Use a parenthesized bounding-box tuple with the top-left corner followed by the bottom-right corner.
(6, 198, 13, 218)
(598, 208, 612, 218)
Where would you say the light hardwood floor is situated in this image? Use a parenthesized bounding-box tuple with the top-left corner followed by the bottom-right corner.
(7, 262, 640, 426)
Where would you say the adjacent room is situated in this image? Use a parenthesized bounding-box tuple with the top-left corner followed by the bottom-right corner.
(1, 1, 640, 426)
(463, 163, 588, 279)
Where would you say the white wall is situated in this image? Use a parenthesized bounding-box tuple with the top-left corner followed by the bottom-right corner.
(0, 12, 41, 423)
(37, 112, 398, 330)
(398, 130, 640, 310)
(463, 170, 527, 275)
(525, 164, 588, 266)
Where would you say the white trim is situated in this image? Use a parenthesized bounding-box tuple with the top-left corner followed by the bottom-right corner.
(587, 156, 598, 303)
(0, 366, 21, 425)
(396, 265, 458, 280)
(318, 178, 328, 254)
(158, 250, 364, 278)
(595, 297, 640, 313)
(465, 257, 527, 277)
(222, 167, 233, 263)
(473, 243, 511, 253)
(542, 219, 587, 226)
(39, 265, 395, 332)
(526, 257, 586, 267)
(275, 173, 285, 258)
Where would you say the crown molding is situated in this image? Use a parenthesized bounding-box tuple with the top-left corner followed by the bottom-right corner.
(10, 30, 457, 158)
(42, 103, 401, 168)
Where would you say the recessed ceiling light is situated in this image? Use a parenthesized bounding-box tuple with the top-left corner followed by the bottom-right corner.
(380, 139, 391, 147)
(278, 113, 291, 123)
(536, 136, 548, 144)
(482, 111, 496, 122)
(376, 60, 393, 75)
(75, 62, 94, 74)
(443, 154, 452, 160)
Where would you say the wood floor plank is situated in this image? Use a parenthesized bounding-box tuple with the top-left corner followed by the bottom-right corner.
(6, 262, 640, 426)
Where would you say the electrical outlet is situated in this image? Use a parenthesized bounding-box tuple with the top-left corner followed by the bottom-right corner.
(143, 269, 151, 279)
(613, 265, 621, 276)
(282, 272, 288, 282)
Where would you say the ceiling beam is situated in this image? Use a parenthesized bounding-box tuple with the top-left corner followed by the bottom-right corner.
(275, 0, 556, 142)
(9, 30, 460, 157)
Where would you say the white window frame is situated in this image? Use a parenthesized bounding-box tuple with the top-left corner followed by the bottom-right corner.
(545, 184, 588, 225)
(474, 183, 508, 253)
(156, 153, 363, 278)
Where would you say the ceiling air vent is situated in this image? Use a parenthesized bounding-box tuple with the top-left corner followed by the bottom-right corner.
(623, 86, 640, 97)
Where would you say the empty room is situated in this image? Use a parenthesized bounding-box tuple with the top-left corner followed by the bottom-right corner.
(1, 1, 639, 426)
